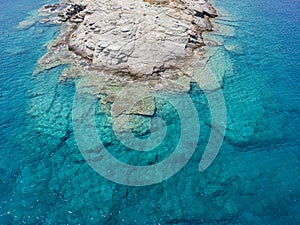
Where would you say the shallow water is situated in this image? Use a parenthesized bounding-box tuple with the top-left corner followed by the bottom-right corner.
(0, 0, 299, 224)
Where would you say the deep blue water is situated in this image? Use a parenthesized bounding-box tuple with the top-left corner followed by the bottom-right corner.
(0, 0, 299, 224)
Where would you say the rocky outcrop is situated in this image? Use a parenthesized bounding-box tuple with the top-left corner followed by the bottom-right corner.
(58, 4, 86, 22)
(36, 0, 220, 131)
(38, 0, 218, 83)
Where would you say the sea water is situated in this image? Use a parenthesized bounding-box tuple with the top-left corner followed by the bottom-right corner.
(0, 0, 299, 224)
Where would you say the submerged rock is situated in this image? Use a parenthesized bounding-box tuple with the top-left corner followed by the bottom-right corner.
(36, 0, 221, 132)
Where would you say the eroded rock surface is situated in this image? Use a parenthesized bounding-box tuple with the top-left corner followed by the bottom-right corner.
(36, 0, 219, 131)
(38, 0, 218, 85)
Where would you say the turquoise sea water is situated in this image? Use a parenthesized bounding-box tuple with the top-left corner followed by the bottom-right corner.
(0, 0, 299, 224)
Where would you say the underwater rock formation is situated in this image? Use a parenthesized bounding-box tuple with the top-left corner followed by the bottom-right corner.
(36, 0, 220, 131)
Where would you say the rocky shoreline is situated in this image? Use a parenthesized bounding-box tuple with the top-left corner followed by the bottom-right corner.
(37, 0, 218, 83)
(34, 0, 221, 131)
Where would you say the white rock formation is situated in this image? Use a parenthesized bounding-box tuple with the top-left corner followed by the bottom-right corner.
(36, 0, 220, 125)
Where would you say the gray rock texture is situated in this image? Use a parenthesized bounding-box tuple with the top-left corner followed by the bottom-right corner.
(37, 0, 218, 90)
(36, 0, 220, 131)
